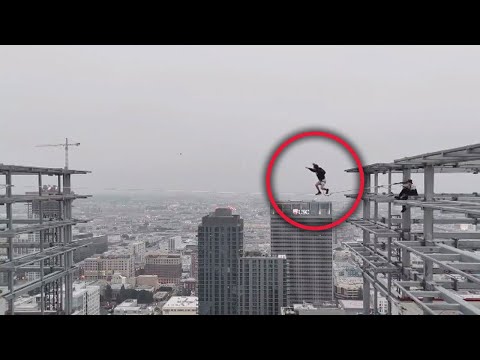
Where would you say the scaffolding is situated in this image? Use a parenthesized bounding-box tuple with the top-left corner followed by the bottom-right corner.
(344, 144, 480, 315)
(0, 164, 91, 315)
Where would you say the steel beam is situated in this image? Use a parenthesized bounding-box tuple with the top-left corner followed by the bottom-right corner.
(435, 286, 480, 315)
(400, 201, 480, 217)
(363, 174, 371, 245)
(0, 245, 82, 270)
(0, 219, 45, 224)
(437, 244, 480, 263)
(394, 143, 480, 164)
(427, 303, 461, 311)
(0, 194, 90, 205)
(394, 282, 436, 315)
(0, 164, 90, 175)
(0, 219, 89, 237)
(1, 267, 78, 301)
(394, 241, 480, 285)
(0, 240, 91, 249)
(385, 218, 477, 225)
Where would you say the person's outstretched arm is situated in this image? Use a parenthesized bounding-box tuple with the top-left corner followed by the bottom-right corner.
(306, 167, 316, 172)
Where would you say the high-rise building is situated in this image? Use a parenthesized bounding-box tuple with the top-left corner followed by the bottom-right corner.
(72, 282, 101, 315)
(238, 253, 288, 315)
(190, 251, 198, 280)
(198, 208, 243, 315)
(168, 236, 182, 252)
(1, 164, 90, 315)
(129, 241, 146, 268)
(270, 201, 333, 305)
(184, 244, 198, 280)
(144, 253, 182, 285)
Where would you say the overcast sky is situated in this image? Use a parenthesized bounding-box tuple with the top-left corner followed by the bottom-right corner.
(1, 45, 479, 196)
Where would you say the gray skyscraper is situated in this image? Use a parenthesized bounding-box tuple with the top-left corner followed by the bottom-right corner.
(238, 253, 288, 315)
(270, 201, 333, 305)
(198, 208, 243, 315)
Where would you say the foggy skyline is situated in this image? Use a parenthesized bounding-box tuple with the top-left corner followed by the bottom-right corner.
(1, 45, 480, 195)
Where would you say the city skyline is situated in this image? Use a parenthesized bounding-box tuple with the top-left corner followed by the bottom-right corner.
(2, 45, 480, 316)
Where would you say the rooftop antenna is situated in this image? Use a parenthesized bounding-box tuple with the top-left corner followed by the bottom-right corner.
(36, 138, 80, 169)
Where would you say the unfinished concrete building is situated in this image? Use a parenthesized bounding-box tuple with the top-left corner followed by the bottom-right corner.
(0, 164, 90, 315)
(344, 143, 480, 315)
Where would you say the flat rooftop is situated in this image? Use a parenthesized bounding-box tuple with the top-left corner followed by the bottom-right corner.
(339, 300, 364, 310)
(163, 296, 198, 309)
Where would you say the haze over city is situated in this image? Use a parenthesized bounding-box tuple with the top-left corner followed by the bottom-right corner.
(1, 45, 480, 194)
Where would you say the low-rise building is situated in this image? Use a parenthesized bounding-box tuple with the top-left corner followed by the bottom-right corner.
(137, 275, 159, 290)
(113, 299, 154, 315)
(181, 278, 197, 294)
(162, 296, 198, 315)
(73, 234, 109, 263)
(135, 285, 155, 293)
(334, 277, 363, 300)
(82, 252, 135, 280)
(153, 291, 169, 302)
(339, 300, 365, 315)
(281, 302, 346, 315)
(111, 273, 127, 285)
(144, 253, 182, 285)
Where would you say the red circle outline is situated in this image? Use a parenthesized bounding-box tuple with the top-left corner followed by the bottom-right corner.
(266, 131, 364, 231)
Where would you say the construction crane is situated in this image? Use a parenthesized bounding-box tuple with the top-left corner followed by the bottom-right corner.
(36, 138, 80, 169)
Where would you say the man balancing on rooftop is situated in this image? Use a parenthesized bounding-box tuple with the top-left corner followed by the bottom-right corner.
(306, 163, 329, 196)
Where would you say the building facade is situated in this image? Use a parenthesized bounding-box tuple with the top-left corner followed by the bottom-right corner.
(73, 234, 108, 263)
(82, 252, 135, 280)
(168, 236, 182, 252)
(72, 283, 100, 315)
(129, 241, 146, 267)
(198, 208, 243, 315)
(238, 254, 288, 315)
(334, 278, 363, 300)
(270, 201, 334, 306)
(144, 253, 182, 285)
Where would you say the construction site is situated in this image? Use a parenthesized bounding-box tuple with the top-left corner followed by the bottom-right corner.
(0, 163, 90, 315)
(2, 140, 480, 316)
(344, 143, 480, 315)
